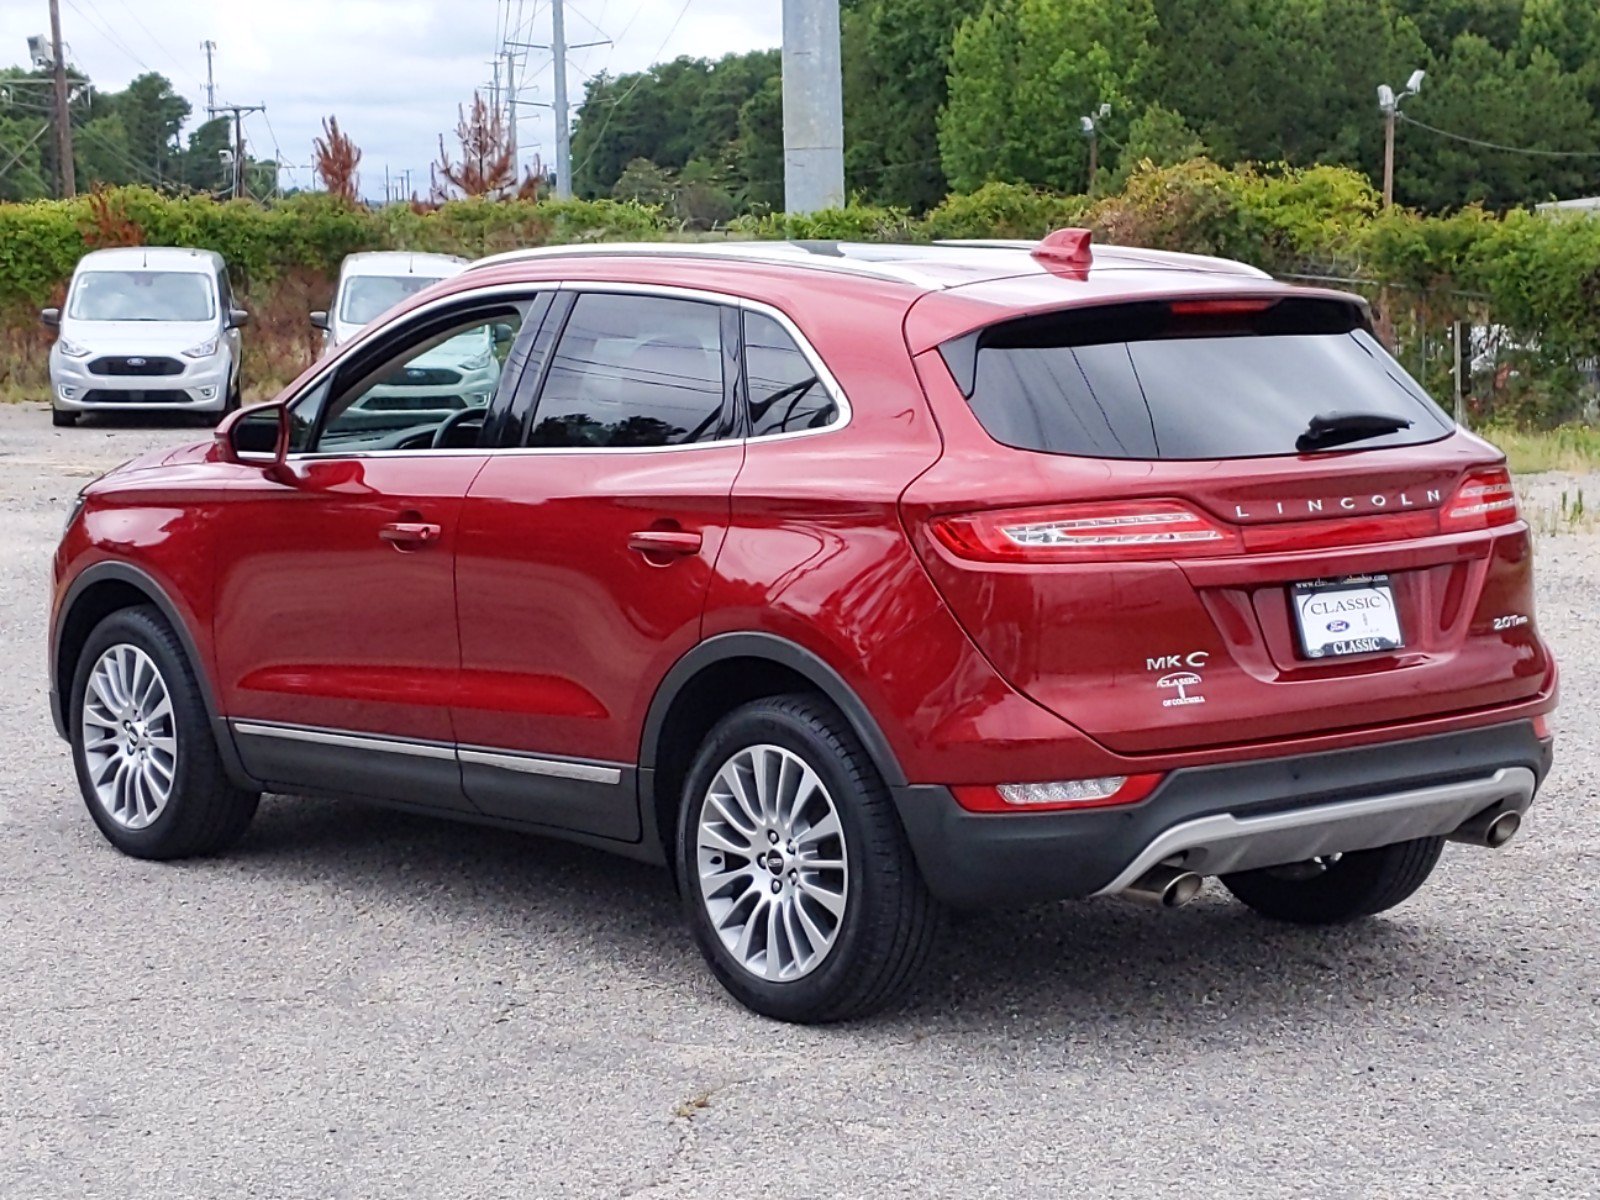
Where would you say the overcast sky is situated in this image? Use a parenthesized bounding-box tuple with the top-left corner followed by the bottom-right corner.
(3, 0, 779, 198)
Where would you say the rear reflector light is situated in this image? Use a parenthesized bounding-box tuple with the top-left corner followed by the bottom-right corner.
(929, 500, 1242, 564)
(953, 774, 1164, 813)
(1440, 467, 1519, 532)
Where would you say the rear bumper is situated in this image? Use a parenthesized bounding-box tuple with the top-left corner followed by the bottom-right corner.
(892, 720, 1553, 908)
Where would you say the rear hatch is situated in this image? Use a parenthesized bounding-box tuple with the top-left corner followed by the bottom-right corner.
(903, 294, 1552, 756)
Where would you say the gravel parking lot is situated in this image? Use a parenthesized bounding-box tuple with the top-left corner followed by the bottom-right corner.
(2, 403, 1596, 1199)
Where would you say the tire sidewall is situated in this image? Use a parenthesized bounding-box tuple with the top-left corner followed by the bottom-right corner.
(677, 702, 887, 1021)
(69, 608, 205, 856)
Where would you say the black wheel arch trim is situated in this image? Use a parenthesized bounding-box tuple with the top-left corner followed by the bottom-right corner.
(51, 560, 260, 790)
(638, 632, 908, 789)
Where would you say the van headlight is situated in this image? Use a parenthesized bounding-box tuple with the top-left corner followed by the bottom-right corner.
(462, 348, 492, 371)
(182, 336, 220, 359)
(58, 338, 91, 358)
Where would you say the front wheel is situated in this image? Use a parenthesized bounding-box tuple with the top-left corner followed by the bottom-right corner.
(52, 407, 77, 427)
(1221, 836, 1445, 924)
(677, 695, 940, 1023)
(70, 606, 260, 860)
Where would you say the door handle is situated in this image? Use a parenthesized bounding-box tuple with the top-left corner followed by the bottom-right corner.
(627, 529, 702, 557)
(380, 520, 442, 549)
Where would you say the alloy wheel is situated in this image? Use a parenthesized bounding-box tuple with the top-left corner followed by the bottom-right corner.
(80, 643, 178, 830)
(695, 744, 849, 982)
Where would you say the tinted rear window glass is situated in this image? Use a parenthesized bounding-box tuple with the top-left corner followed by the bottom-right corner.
(744, 312, 839, 436)
(946, 299, 1452, 460)
(530, 293, 726, 448)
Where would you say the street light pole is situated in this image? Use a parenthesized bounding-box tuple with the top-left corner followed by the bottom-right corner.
(1378, 69, 1425, 208)
(1080, 102, 1110, 193)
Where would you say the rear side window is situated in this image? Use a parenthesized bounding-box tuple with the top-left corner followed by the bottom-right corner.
(944, 298, 1453, 460)
(743, 312, 839, 436)
(529, 293, 726, 447)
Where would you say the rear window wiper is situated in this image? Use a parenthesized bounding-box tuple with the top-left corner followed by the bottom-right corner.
(1296, 411, 1413, 453)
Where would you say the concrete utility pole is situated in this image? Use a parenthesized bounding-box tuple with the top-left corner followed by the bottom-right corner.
(201, 40, 217, 116)
(551, 0, 570, 198)
(503, 47, 518, 173)
(48, 0, 75, 197)
(781, 0, 844, 213)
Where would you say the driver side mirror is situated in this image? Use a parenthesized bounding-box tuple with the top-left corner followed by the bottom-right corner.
(310, 310, 330, 332)
(228, 307, 252, 329)
(40, 307, 60, 329)
(216, 401, 293, 481)
(493, 321, 515, 345)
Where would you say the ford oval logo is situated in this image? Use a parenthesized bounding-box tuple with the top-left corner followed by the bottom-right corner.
(1328, 619, 1350, 632)
(126, 356, 146, 366)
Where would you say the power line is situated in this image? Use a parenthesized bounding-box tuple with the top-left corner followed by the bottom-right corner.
(109, 0, 208, 93)
(1397, 111, 1600, 160)
(569, 0, 694, 186)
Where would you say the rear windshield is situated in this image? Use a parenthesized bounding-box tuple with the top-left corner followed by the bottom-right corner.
(943, 298, 1453, 460)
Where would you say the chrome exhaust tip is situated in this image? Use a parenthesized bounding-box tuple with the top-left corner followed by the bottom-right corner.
(1121, 864, 1204, 909)
(1449, 807, 1522, 849)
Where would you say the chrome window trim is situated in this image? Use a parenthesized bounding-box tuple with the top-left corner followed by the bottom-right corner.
(281, 279, 851, 462)
(233, 720, 626, 785)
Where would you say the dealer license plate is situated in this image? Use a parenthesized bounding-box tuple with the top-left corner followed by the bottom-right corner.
(1290, 575, 1404, 659)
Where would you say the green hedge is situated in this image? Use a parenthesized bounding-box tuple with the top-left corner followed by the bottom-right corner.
(4, 171, 1599, 422)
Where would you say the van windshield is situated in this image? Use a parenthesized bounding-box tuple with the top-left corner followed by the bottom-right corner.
(339, 275, 446, 326)
(944, 297, 1454, 460)
(68, 270, 217, 322)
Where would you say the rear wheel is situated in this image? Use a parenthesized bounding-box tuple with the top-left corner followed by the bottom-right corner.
(677, 694, 940, 1023)
(51, 408, 77, 427)
(70, 606, 259, 860)
(1221, 836, 1444, 924)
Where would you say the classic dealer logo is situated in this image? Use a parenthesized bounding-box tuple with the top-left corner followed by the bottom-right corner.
(1158, 671, 1205, 706)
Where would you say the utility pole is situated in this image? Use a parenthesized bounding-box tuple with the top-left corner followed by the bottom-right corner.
(48, 0, 75, 197)
(506, 7, 606, 200)
(201, 40, 217, 116)
(781, 0, 844, 212)
(1377, 69, 1425, 208)
(551, 0, 570, 198)
(213, 103, 265, 198)
(503, 47, 518, 174)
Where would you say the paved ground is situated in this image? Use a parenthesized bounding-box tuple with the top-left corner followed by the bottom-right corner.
(2, 403, 1597, 1199)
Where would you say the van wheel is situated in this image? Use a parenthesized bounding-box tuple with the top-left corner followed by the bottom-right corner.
(70, 606, 260, 860)
(677, 695, 940, 1023)
(1221, 837, 1445, 924)
(52, 408, 77, 427)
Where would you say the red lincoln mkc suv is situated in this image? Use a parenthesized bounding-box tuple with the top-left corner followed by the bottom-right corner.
(50, 232, 1557, 1022)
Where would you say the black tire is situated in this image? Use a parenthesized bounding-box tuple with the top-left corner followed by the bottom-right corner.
(225, 375, 243, 412)
(69, 605, 259, 860)
(676, 694, 941, 1023)
(52, 408, 77, 427)
(1221, 836, 1445, 924)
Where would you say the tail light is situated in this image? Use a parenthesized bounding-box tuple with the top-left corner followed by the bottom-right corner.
(928, 500, 1242, 564)
(1440, 466, 1519, 532)
(952, 774, 1164, 813)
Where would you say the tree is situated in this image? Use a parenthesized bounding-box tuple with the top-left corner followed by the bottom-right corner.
(939, 0, 1157, 193)
(735, 74, 784, 210)
(433, 93, 517, 198)
(1396, 36, 1600, 209)
(843, 0, 982, 210)
(104, 72, 190, 184)
(610, 156, 677, 206)
(313, 116, 362, 203)
(1104, 103, 1207, 189)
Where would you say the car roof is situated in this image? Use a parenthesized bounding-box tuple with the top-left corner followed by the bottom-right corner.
(75, 246, 224, 272)
(463, 235, 1350, 352)
(340, 251, 469, 279)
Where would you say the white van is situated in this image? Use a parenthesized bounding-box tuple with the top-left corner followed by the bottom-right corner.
(313, 251, 468, 348)
(42, 247, 247, 427)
